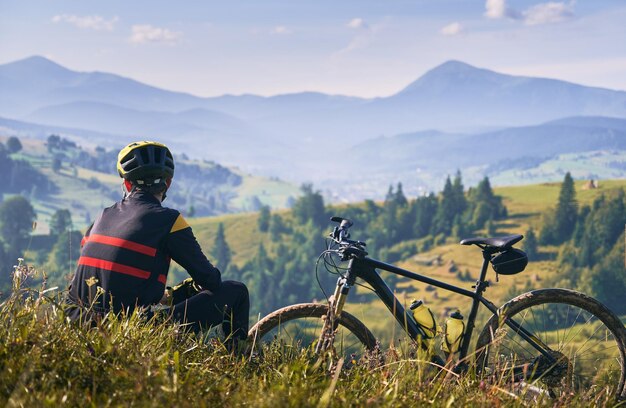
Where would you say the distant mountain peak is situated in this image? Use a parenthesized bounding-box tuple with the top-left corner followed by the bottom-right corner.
(430, 60, 477, 73)
(6, 55, 66, 70)
(0, 55, 73, 81)
(398, 60, 510, 94)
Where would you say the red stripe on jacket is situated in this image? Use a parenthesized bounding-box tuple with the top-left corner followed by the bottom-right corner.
(78, 256, 152, 280)
(83, 234, 157, 257)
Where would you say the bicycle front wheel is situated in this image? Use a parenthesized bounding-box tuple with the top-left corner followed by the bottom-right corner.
(248, 303, 377, 360)
(475, 289, 626, 400)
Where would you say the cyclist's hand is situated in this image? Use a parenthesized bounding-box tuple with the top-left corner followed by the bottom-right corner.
(159, 288, 173, 306)
(170, 277, 203, 305)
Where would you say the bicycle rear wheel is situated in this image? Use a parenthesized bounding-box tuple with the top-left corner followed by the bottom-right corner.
(248, 303, 377, 360)
(475, 289, 626, 400)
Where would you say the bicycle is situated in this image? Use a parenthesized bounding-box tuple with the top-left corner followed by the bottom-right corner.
(248, 216, 626, 400)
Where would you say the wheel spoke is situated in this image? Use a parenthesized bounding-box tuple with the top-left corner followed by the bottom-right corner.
(476, 290, 625, 399)
(251, 303, 374, 361)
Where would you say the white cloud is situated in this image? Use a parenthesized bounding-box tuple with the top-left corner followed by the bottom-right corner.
(523, 2, 574, 25)
(272, 26, 292, 35)
(129, 25, 183, 45)
(440, 22, 464, 36)
(484, 0, 573, 25)
(347, 18, 369, 30)
(51, 14, 118, 31)
(485, 0, 507, 19)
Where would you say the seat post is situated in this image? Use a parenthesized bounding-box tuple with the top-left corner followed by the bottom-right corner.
(458, 249, 492, 360)
(477, 250, 491, 285)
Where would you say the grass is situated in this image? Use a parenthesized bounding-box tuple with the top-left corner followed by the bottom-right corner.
(1, 268, 621, 407)
(230, 172, 299, 210)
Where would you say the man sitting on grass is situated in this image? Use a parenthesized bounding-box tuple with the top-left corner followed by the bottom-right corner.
(66, 141, 249, 350)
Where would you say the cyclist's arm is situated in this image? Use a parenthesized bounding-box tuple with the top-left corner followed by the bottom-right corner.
(166, 214, 221, 292)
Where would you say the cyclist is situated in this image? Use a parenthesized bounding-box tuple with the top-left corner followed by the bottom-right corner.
(66, 141, 249, 347)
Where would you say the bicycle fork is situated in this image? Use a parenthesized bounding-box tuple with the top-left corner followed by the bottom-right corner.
(315, 276, 353, 354)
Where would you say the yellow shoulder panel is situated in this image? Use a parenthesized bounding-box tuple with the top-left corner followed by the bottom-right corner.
(170, 214, 190, 233)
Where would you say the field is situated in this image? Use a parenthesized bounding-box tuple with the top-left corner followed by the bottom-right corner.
(3, 174, 626, 406)
(186, 179, 626, 343)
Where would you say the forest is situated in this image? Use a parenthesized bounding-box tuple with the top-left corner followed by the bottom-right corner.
(211, 173, 509, 314)
(0, 136, 624, 321)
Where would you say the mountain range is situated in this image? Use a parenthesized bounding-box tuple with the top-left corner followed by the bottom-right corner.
(1, 55, 626, 195)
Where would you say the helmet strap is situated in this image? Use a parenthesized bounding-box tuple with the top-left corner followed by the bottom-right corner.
(121, 178, 171, 201)
(122, 179, 135, 199)
(160, 178, 172, 202)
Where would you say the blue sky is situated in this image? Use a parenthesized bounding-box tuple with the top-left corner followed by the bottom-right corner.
(1, 0, 625, 97)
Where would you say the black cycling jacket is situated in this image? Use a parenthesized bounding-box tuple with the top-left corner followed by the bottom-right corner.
(67, 190, 221, 316)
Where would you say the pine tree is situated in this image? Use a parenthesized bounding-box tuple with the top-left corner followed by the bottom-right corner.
(413, 193, 437, 238)
(242, 244, 275, 313)
(452, 170, 467, 215)
(396, 205, 415, 242)
(0, 196, 36, 256)
(539, 210, 557, 245)
(49, 209, 72, 237)
(6, 136, 22, 154)
(212, 223, 231, 272)
(384, 185, 394, 204)
(292, 184, 326, 227)
(522, 227, 538, 260)
(553, 172, 578, 243)
(395, 182, 408, 207)
(468, 177, 506, 229)
(258, 205, 271, 232)
(269, 214, 287, 239)
(451, 214, 468, 240)
(363, 200, 380, 217)
(586, 232, 626, 313)
(432, 176, 455, 235)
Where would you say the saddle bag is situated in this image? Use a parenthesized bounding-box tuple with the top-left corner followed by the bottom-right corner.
(490, 248, 528, 275)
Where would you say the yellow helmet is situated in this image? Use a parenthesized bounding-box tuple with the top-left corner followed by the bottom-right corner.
(117, 141, 175, 181)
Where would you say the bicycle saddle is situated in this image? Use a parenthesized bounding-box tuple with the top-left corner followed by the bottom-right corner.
(460, 234, 523, 250)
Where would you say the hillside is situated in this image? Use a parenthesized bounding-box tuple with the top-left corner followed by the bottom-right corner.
(2, 175, 624, 406)
(182, 178, 626, 341)
(0, 136, 298, 233)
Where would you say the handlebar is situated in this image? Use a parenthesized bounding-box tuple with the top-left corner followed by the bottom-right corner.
(329, 216, 367, 259)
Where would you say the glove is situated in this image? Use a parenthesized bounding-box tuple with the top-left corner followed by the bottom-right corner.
(169, 278, 204, 305)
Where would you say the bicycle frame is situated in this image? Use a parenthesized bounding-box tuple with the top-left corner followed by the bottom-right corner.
(332, 251, 557, 364)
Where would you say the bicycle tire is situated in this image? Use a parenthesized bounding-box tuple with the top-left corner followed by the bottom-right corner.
(475, 288, 626, 400)
(248, 303, 377, 357)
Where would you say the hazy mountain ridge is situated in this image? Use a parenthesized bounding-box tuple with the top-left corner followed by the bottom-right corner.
(349, 115, 626, 170)
(2, 56, 626, 192)
(26, 101, 262, 143)
(339, 116, 626, 197)
(0, 56, 208, 116)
